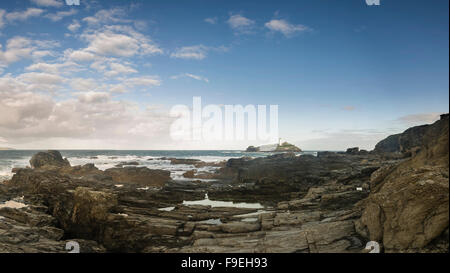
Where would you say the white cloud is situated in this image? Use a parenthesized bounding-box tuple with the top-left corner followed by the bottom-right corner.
(5, 8, 44, 22)
(0, 36, 61, 67)
(0, 5, 177, 149)
(81, 27, 162, 58)
(125, 76, 161, 88)
(32, 50, 54, 59)
(265, 19, 309, 37)
(0, 37, 34, 65)
(30, 0, 63, 7)
(65, 49, 97, 62)
(68, 20, 81, 32)
(396, 113, 441, 126)
(171, 73, 209, 83)
(83, 8, 131, 25)
(104, 62, 138, 77)
(0, 73, 173, 148)
(18, 72, 64, 85)
(76, 91, 111, 103)
(107, 83, 128, 94)
(90, 59, 109, 71)
(170, 45, 208, 60)
(45, 9, 78, 22)
(85, 32, 139, 57)
(227, 14, 255, 34)
(69, 78, 99, 92)
(204, 17, 218, 24)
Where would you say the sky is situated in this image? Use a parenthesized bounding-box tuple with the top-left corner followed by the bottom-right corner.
(0, 0, 448, 150)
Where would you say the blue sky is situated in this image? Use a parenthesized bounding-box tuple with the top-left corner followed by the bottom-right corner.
(0, 0, 448, 150)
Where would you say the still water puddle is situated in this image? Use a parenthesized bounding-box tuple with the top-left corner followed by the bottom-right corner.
(198, 218, 223, 225)
(0, 200, 28, 209)
(182, 194, 263, 209)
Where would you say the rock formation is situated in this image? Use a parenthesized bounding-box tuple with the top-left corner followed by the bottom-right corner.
(29, 150, 70, 169)
(374, 124, 430, 154)
(104, 167, 170, 187)
(356, 114, 449, 252)
(245, 142, 301, 152)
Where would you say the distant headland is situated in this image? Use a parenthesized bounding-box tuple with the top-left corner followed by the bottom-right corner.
(0, 147, 14, 150)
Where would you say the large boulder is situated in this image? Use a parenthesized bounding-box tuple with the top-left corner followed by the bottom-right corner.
(346, 147, 359, 154)
(104, 167, 170, 187)
(30, 150, 70, 169)
(56, 187, 118, 239)
(356, 114, 449, 252)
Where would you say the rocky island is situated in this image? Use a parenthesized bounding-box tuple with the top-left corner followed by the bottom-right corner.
(246, 141, 302, 152)
(0, 114, 448, 253)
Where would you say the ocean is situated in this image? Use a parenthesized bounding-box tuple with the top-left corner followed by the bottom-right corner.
(0, 150, 318, 182)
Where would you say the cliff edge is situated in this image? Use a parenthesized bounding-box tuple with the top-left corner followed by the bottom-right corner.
(356, 113, 449, 252)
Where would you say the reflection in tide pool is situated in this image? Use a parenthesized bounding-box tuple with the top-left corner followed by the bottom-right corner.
(182, 194, 264, 209)
(158, 206, 175, 211)
(0, 200, 28, 209)
(198, 218, 223, 225)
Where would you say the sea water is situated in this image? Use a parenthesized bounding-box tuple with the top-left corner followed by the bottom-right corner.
(0, 150, 318, 182)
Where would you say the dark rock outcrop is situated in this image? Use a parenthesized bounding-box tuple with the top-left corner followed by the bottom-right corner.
(374, 124, 430, 154)
(245, 146, 259, 152)
(210, 151, 383, 203)
(115, 161, 140, 168)
(346, 147, 359, 154)
(245, 142, 301, 153)
(29, 150, 70, 169)
(104, 167, 170, 187)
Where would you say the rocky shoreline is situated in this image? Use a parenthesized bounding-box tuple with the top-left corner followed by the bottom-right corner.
(0, 115, 448, 253)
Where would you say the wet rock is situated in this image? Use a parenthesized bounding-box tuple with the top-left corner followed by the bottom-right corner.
(105, 167, 171, 187)
(166, 158, 202, 165)
(115, 161, 140, 168)
(182, 170, 196, 179)
(59, 164, 104, 178)
(30, 150, 70, 169)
